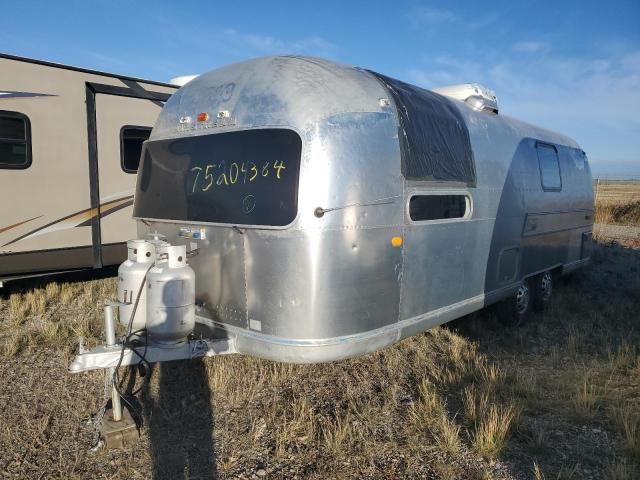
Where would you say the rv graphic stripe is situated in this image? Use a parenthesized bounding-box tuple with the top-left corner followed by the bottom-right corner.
(1, 196, 133, 247)
(76, 198, 135, 227)
(0, 91, 57, 99)
(0, 215, 42, 235)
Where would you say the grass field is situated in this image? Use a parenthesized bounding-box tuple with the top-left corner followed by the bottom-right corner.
(594, 180, 640, 205)
(594, 180, 640, 229)
(0, 196, 639, 479)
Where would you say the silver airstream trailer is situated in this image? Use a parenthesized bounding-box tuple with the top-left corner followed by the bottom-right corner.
(71, 55, 593, 376)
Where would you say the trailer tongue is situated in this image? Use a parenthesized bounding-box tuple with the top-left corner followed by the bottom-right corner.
(69, 237, 237, 438)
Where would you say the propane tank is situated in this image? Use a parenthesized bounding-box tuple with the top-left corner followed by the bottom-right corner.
(146, 244, 195, 344)
(117, 239, 156, 331)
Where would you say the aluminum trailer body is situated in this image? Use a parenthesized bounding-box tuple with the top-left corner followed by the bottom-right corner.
(0, 53, 177, 285)
(133, 56, 593, 363)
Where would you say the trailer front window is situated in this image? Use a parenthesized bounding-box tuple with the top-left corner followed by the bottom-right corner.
(367, 71, 476, 186)
(0, 111, 31, 169)
(134, 128, 302, 227)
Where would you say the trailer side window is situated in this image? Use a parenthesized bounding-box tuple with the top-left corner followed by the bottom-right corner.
(367, 71, 476, 186)
(536, 143, 562, 191)
(409, 195, 469, 221)
(0, 111, 31, 169)
(121, 126, 152, 173)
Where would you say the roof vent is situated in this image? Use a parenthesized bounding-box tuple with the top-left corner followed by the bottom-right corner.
(432, 83, 498, 114)
(170, 74, 199, 87)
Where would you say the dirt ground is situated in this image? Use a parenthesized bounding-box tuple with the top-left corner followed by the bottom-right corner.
(1, 233, 639, 479)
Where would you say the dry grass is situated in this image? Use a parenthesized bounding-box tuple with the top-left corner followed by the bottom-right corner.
(606, 459, 636, 480)
(595, 201, 640, 227)
(533, 462, 545, 480)
(0, 194, 639, 478)
(609, 403, 640, 461)
(522, 420, 550, 453)
(0, 277, 117, 357)
(319, 413, 355, 455)
(594, 180, 640, 206)
(572, 376, 601, 420)
(471, 403, 520, 459)
(556, 463, 579, 479)
(265, 395, 317, 458)
(608, 343, 638, 372)
(409, 378, 462, 455)
(194, 325, 512, 477)
(7, 292, 29, 324)
(463, 385, 490, 427)
(0, 333, 24, 357)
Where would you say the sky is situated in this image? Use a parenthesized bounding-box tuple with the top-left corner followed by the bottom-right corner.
(1, 0, 639, 176)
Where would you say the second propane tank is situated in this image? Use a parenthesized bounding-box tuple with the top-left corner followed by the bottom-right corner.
(146, 244, 195, 344)
(117, 239, 157, 330)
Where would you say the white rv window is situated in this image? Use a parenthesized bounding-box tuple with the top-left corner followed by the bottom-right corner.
(0, 111, 31, 169)
(536, 143, 562, 191)
(121, 126, 152, 173)
(409, 194, 468, 221)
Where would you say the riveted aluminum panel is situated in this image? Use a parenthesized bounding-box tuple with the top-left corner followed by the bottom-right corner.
(295, 111, 403, 231)
(523, 211, 593, 237)
(245, 226, 403, 339)
(151, 56, 392, 143)
(399, 216, 493, 320)
(192, 228, 247, 328)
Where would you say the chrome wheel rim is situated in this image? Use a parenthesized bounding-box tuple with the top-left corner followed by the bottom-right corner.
(516, 282, 530, 315)
(540, 271, 553, 302)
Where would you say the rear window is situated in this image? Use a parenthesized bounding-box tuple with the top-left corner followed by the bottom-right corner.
(134, 129, 302, 226)
(0, 111, 31, 169)
(409, 194, 468, 221)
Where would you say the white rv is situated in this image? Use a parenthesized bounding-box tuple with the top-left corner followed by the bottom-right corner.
(0, 53, 177, 285)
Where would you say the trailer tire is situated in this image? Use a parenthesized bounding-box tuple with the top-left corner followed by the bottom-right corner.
(533, 270, 553, 312)
(499, 278, 533, 326)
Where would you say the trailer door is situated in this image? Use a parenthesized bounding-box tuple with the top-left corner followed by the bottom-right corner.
(94, 93, 163, 265)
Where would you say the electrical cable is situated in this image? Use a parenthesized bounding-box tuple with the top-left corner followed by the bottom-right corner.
(109, 262, 155, 425)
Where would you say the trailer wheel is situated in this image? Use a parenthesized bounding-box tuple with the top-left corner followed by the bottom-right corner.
(533, 270, 553, 311)
(500, 278, 533, 326)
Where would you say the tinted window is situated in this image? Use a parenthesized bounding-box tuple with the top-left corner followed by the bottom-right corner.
(121, 126, 152, 173)
(367, 71, 476, 185)
(0, 111, 31, 169)
(134, 129, 302, 226)
(537, 143, 561, 191)
(409, 195, 468, 221)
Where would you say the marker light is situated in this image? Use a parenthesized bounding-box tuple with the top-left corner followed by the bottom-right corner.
(197, 112, 209, 122)
(179, 116, 192, 124)
(391, 236, 403, 247)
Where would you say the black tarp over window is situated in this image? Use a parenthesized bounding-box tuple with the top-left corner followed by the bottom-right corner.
(368, 71, 476, 186)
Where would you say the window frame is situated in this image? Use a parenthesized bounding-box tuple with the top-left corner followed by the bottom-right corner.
(0, 110, 32, 170)
(535, 141, 562, 192)
(406, 191, 473, 225)
(120, 125, 152, 173)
